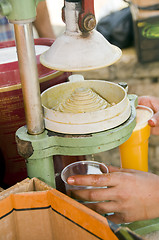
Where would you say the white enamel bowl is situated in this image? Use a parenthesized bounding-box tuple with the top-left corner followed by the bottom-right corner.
(41, 80, 131, 134)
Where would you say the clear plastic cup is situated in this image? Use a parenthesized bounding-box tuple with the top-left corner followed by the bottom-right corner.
(61, 160, 109, 203)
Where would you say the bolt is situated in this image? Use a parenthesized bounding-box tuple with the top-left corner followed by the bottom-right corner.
(83, 15, 96, 32)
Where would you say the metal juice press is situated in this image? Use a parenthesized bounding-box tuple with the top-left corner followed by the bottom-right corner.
(0, 0, 137, 189)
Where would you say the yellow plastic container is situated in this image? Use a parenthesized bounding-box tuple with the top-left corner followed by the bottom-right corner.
(119, 105, 153, 171)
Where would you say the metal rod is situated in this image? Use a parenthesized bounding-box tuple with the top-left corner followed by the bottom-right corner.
(65, 1, 81, 33)
(14, 23, 44, 135)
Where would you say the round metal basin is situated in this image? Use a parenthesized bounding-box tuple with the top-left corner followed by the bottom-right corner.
(41, 79, 131, 134)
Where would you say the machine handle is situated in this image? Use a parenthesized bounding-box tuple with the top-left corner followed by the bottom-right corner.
(78, 0, 96, 32)
(81, 0, 95, 15)
(62, 0, 96, 32)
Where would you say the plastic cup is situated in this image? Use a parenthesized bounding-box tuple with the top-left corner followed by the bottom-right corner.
(61, 160, 109, 203)
(119, 105, 153, 171)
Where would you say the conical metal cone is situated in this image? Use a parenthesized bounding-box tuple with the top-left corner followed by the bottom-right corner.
(40, 29, 122, 72)
(54, 86, 109, 113)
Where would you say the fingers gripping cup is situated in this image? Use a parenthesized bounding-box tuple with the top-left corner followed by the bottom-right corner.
(119, 105, 154, 172)
(61, 160, 109, 203)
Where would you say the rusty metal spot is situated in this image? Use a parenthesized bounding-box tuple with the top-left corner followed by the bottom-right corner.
(15, 136, 34, 159)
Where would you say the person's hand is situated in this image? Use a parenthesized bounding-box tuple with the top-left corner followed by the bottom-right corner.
(67, 166, 159, 224)
(138, 96, 159, 135)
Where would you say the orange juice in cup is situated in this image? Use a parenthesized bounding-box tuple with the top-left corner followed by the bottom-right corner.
(119, 105, 153, 172)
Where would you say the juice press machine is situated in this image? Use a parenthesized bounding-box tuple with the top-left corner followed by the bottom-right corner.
(0, 0, 137, 189)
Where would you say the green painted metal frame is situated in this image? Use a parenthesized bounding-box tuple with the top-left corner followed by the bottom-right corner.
(16, 94, 138, 187)
(0, 0, 44, 21)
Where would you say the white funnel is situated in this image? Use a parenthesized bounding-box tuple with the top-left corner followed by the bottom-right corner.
(40, 1, 122, 72)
